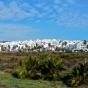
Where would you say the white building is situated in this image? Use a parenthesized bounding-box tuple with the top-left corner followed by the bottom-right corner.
(0, 39, 87, 52)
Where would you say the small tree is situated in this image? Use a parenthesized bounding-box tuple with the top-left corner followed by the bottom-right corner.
(83, 40, 87, 45)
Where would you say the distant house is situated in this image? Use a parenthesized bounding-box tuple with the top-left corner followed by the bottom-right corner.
(0, 39, 87, 52)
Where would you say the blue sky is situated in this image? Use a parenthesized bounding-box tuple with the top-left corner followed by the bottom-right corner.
(0, 0, 88, 40)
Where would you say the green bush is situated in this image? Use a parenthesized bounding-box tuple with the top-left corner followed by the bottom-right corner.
(15, 66, 27, 79)
(62, 62, 88, 87)
(13, 55, 64, 80)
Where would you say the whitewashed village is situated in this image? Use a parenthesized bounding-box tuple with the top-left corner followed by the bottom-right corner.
(0, 39, 87, 52)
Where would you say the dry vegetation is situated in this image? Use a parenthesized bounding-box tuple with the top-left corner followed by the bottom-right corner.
(0, 51, 88, 88)
(0, 52, 88, 72)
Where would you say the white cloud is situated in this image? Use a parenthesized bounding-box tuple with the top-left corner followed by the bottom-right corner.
(66, 0, 77, 4)
(56, 12, 88, 27)
(0, 0, 78, 20)
(0, 0, 37, 20)
(0, 24, 33, 31)
(0, 0, 87, 27)
(0, 23, 38, 40)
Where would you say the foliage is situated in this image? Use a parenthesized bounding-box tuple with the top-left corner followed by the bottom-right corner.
(1, 52, 88, 87)
(15, 66, 27, 79)
(62, 62, 88, 87)
(14, 54, 64, 81)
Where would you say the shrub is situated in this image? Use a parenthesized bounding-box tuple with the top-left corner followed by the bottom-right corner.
(62, 62, 88, 87)
(13, 55, 64, 80)
(14, 66, 27, 79)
